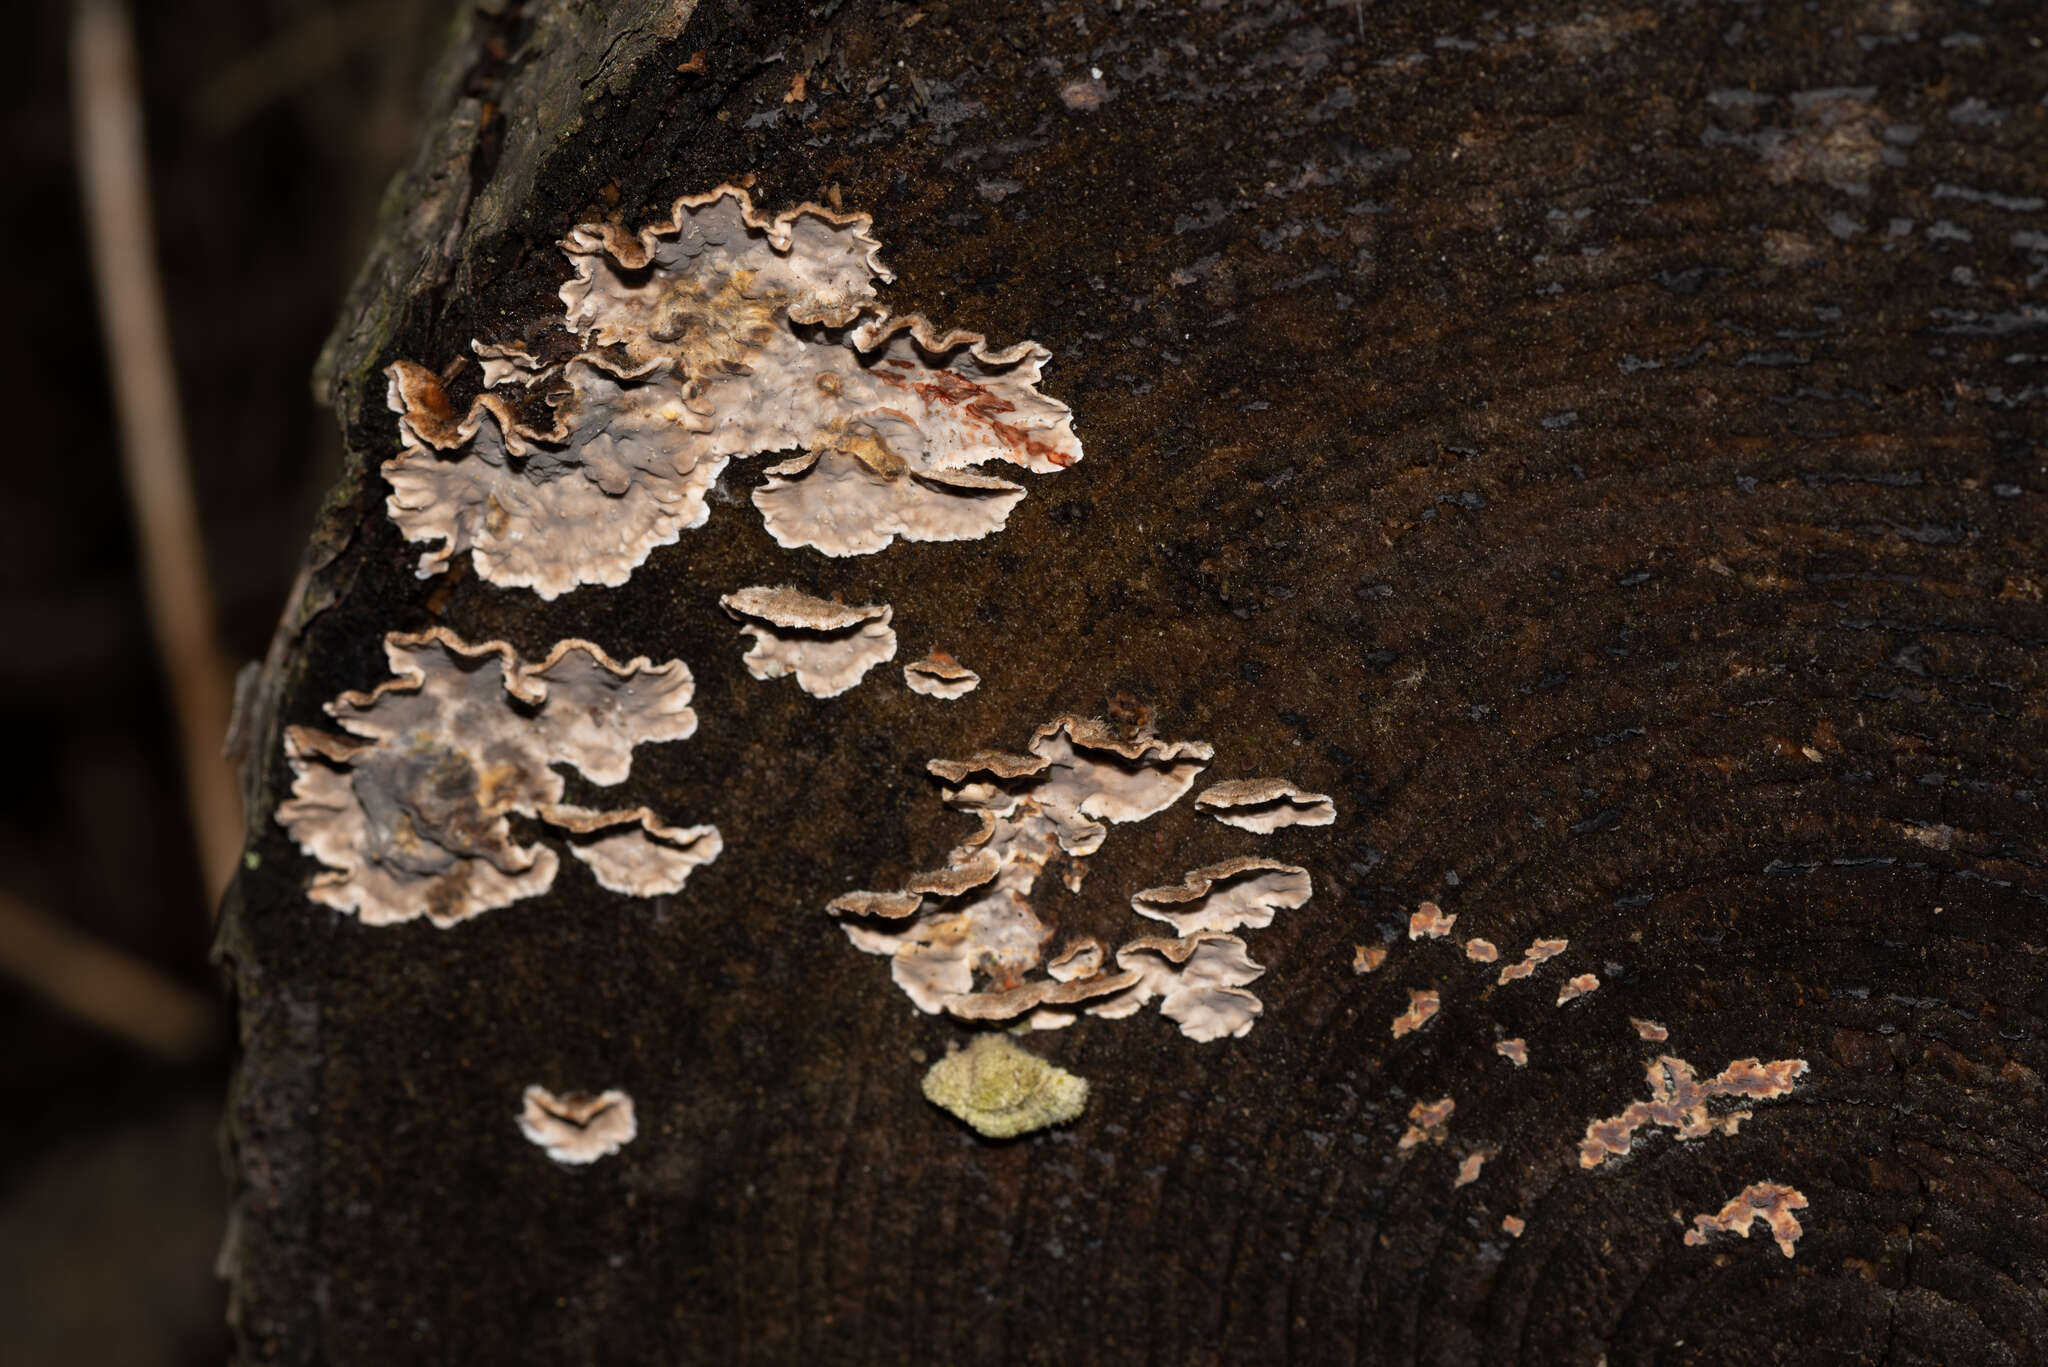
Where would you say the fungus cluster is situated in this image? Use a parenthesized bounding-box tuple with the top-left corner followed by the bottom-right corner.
(384, 187, 1083, 598)
(828, 715, 1335, 1043)
(277, 629, 720, 925)
(1193, 778, 1336, 832)
(1579, 1055, 1809, 1169)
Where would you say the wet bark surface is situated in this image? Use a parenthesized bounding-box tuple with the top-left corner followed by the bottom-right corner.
(220, 1, 2048, 1362)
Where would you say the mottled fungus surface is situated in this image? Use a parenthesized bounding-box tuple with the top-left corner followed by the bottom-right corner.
(921, 1033, 1088, 1138)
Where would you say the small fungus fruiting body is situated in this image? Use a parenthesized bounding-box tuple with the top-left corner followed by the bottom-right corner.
(1455, 1151, 1489, 1188)
(1399, 1097, 1455, 1150)
(1409, 902, 1456, 939)
(1632, 1017, 1669, 1042)
(1497, 936, 1569, 985)
(518, 1086, 638, 1164)
(1130, 857, 1312, 935)
(904, 650, 981, 698)
(1465, 938, 1499, 963)
(1496, 1038, 1529, 1067)
(921, 1033, 1088, 1138)
(1684, 1181, 1809, 1257)
(276, 629, 719, 925)
(1392, 988, 1441, 1038)
(1092, 932, 1266, 1041)
(1193, 778, 1337, 832)
(1353, 944, 1388, 974)
(1502, 1215, 1526, 1238)
(1557, 973, 1601, 1005)
(384, 187, 1083, 594)
(1579, 1055, 1809, 1169)
(721, 585, 897, 698)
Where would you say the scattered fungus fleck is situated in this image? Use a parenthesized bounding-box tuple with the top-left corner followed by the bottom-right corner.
(1193, 778, 1337, 832)
(1579, 1055, 1809, 1169)
(1496, 1038, 1529, 1067)
(721, 585, 897, 698)
(1684, 1181, 1809, 1257)
(904, 649, 981, 698)
(277, 630, 718, 925)
(1392, 987, 1441, 1038)
(1632, 1017, 1669, 1042)
(518, 1085, 638, 1164)
(1131, 857, 1312, 935)
(1353, 944, 1389, 974)
(385, 186, 1083, 592)
(1399, 1096, 1455, 1150)
(1502, 1215, 1526, 1238)
(1557, 973, 1601, 1005)
(921, 1033, 1088, 1138)
(1497, 936, 1569, 984)
(1409, 901, 1456, 939)
(1465, 938, 1499, 963)
(1455, 1151, 1490, 1188)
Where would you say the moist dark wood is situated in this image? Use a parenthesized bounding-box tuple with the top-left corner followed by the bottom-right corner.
(219, 1, 2048, 1363)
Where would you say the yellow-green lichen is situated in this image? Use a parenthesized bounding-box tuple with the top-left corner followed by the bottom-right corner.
(921, 1034, 1088, 1138)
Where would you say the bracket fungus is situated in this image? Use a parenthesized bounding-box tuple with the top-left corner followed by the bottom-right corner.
(1465, 938, 1499, 963)
(921, 1033, 1089, 1139)
(1455, 1151, 1491, 1188)
(384, 187, 1083, 594)
(1192, 778, 1337, 832)
(1579, 1055, 1809, 1169)
(903, 649, 981, 699)
(721, 585, 897, 698)
(1089, 932, 1267, 1041)
(1409, 902, 1456, 939)
(1353, 944, 1389, 974)
(1496, 1037, 1529, 1067)
(1130, 857, 1312, 935)
(1632, 1017, 1670, 1042)
(276, 630, 719, 925)
(1684, 1181, 1809, 1257)
(518, 1085, 638, 1165)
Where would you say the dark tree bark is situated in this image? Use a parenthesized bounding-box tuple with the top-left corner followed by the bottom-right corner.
(219, 1, 2048, 1362)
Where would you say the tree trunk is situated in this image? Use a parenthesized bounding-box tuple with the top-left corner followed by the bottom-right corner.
(218, 1, 2048, 1362)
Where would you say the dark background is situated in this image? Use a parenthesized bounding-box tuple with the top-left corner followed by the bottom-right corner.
(2, 3, 439, 1360)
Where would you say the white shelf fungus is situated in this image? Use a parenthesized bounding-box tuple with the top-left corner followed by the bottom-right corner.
(276, 629, 719, 926)
(384, 187, 1083, 594)
(1089, 932, 1267, 1042)
(518, 1085, 638, 1165)
(1579, 1055, 1809, 1169)
(904, 650, 981, 698)
(1683, 1181, 1808, 1257)
(921, 1033, 1088, 1139)
(1130, 857, 1311, 935)
(1193, 778, 1336, 832)
(720, 585, 897, 698)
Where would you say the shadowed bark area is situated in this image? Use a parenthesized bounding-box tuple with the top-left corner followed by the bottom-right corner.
(219, 1, 2048, 1362)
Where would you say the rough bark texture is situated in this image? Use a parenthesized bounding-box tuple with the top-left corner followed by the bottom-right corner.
(219, 1, 2048, 1362)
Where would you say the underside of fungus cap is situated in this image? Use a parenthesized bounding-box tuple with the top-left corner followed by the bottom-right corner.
(720, 585, 898, 698)
(1193, 778, 1337, 832)
(1131, 856, 1312, 935)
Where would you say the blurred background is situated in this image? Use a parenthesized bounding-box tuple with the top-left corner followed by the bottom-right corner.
(3, 2, 448, 1360)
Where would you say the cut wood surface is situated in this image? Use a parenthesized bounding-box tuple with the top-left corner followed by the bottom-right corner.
(219, 1, 2048, 1362)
